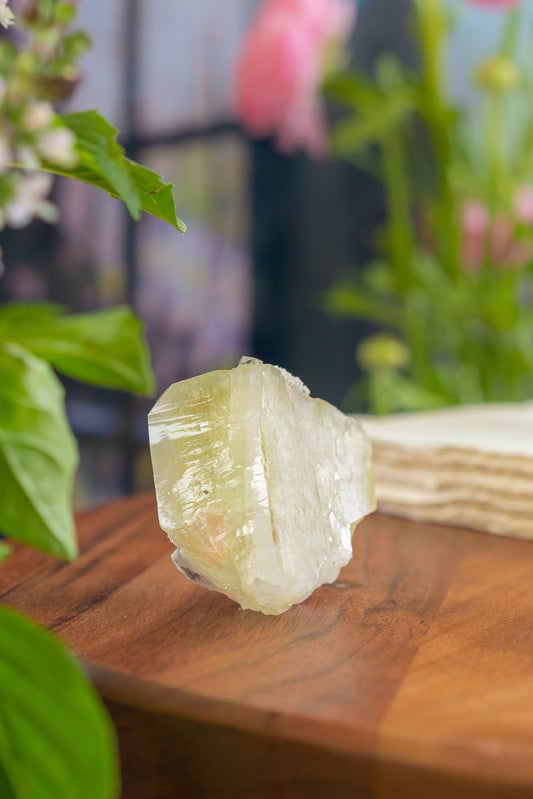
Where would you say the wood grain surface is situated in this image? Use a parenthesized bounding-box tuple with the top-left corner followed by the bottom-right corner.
(2, 492, 533, 798)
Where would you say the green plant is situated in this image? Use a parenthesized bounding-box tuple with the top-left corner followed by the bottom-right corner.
(325, 0, 533, 413)
(0, 3, 185, 796)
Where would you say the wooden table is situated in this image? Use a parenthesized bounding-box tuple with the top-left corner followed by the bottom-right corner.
(2, 492, 533, 798)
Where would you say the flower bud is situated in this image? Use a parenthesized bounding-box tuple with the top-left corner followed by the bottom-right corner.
(475, 56, 520, 93)
(38, 127, 77, 168)
(357, 333, 410, 371)
(0, 0, 15, 29)
(23, 101, 55, 132)
(16, 145, 39, 170)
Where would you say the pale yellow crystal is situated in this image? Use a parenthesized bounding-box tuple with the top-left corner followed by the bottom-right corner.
(148, 358, 375, 614)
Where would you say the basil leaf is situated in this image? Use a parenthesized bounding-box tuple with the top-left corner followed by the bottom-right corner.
(60, 110, 140, 219)
(43, 110, 186, 233)
(0, 544, 11, 563)
(0, 304, 155, 396)
(0, 605, 119, 799)
(0, 343, 77, 559)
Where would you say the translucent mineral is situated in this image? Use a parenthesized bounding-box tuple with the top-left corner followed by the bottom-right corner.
(148, 357, 375, 615)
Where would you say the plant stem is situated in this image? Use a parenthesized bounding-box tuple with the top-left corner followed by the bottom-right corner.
(485, 5, 522, 212)
(381, 131, 413, 295)
(415, 0, 458, 279)
(381, 131, 432, 387)
(403, 291, 432, 387)
(500, 6, 520, 58)
(486, 95, 505, 216)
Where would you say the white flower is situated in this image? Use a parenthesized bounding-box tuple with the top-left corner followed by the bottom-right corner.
(38, 127, 77, 168)
(23, 101, 55, 132)
(0, 1, 15, 29)
(16, 145, 39, 170)
(5, 172, 58, 228)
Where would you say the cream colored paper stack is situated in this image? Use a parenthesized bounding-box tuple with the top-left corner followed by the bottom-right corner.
(360, 402, 533, 539)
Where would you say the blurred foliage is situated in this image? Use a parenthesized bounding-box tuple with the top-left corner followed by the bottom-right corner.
(325, 0, 533, 413)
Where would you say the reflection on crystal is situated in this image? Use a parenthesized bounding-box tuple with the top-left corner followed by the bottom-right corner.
(149, 358, 375, 614)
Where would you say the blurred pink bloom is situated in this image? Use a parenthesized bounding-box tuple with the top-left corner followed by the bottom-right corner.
(461, 189, 533, 270)
(461, 200, 488, 269)
(467, 0, 520, 6)
(515, 186, 533, 223)
(234, 0, 356, 157)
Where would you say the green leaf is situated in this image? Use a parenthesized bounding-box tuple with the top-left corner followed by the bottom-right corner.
(0, 605, 119, 799)
(61, 110, 140, 219)
(0, 303, 155, 396)
(325, 282, 402, 327)
(331, 87, 415, 156)
(0, 762, 16, 799)
(374, 54, 407, 93)
(372, 372, 448, 414)
(0, 543, 11, 563)
(42, 110, 186, 233)
(324, 70, 378, 108)
(125, 158, 186, 233)
(0, 343, 77, 560)
(0, 303, 63, 326)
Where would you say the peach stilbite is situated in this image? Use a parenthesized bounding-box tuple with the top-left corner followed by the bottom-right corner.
(149, 357, 375, 615)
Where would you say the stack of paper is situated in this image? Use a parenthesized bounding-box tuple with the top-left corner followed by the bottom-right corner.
(359, 403, 533, 539)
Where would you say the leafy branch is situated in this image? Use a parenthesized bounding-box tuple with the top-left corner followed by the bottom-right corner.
(47, 110, 186, 233)
(0, 2, 189, 797)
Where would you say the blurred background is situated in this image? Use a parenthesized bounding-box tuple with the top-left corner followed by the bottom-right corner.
(0, 0, 525, 507)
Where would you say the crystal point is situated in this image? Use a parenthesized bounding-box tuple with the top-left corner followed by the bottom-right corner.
(148, 358, 375, 614)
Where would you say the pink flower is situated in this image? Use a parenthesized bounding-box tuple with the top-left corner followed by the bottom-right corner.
(234, 0, 356, 157)
(515, 186, 533, 223)
(461, 200, 489, 269)
(461, 189, 533, 270)
(466, 0, 520, 7)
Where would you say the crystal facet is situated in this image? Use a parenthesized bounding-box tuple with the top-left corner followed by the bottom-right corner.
(148, 358, 375, 614)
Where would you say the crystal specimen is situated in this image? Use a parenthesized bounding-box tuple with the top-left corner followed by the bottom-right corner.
(148, 357, 375, 614)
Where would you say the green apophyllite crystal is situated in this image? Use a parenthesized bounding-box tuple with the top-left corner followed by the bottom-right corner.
(148, 358, 375, 615)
